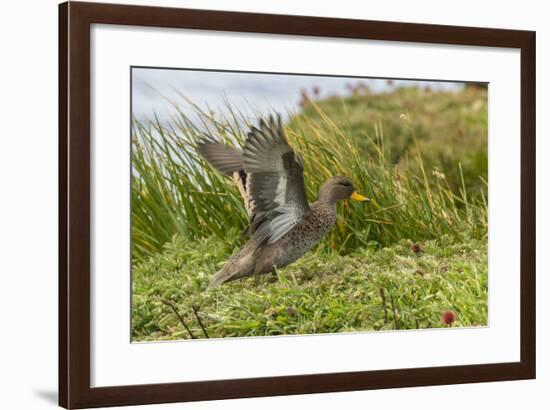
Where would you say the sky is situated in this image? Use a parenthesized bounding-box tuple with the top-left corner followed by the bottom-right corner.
(131, 67, 463, 126)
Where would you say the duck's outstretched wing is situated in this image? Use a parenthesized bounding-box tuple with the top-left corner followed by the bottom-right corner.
(197, 138, 253, 217)
(196, 140, 243, 176)
(243, 115, 311, 245)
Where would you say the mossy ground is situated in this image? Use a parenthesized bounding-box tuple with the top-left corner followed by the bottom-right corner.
(132, 233, 487, 341)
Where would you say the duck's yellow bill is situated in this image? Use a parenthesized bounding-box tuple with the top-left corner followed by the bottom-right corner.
(351, 191, 370, 202)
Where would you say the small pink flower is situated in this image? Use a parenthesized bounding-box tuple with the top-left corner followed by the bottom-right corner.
(312, 85, 320, 98)
(442, 310, 456, 327)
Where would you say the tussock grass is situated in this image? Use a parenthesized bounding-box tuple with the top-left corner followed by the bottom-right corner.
(131, 90, 487, 261)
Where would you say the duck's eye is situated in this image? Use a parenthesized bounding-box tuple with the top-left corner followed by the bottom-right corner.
(339, 182, 352, 187)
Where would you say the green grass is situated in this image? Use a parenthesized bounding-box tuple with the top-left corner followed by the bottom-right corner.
(132, 233, 487, 341)
(131, 86, 488, 262)
(131, 85, 489, 340)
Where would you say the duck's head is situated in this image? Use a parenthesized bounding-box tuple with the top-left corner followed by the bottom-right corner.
(317, 176, 370, 205)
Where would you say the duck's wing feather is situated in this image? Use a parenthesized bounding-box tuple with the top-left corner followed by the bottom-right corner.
(197, 139, 243, 176)
(197, 138, 254, 217)
(243, 115, 311, 245)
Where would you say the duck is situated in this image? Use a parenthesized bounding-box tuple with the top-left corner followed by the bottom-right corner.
(198, 115, 370, 288)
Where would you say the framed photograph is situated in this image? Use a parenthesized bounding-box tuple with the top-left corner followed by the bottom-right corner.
(59, 1, 536, 408)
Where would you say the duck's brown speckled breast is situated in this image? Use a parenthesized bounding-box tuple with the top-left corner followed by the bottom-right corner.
(273, 202, 337, 268)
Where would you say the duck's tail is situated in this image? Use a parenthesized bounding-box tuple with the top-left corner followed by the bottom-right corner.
(207, 242, 256, 289)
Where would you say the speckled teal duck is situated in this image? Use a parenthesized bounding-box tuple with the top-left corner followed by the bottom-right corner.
(198, 115, 370, 288)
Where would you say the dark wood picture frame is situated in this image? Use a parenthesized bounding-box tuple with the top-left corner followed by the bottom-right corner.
(59, 1, 536, 408)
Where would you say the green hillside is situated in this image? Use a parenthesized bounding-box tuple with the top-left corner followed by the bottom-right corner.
(293, 84, 488, 196)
